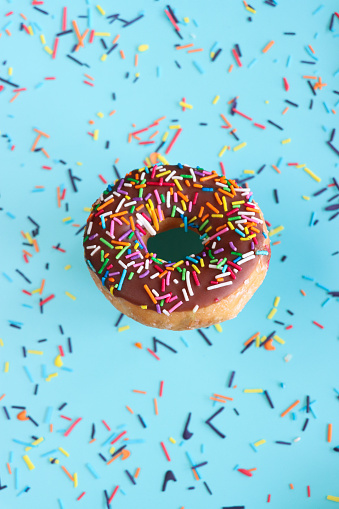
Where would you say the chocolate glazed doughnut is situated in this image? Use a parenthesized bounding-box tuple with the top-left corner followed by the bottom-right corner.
(83, 163, 271, 330)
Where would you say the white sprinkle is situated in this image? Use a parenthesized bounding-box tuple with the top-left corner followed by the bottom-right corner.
(86, 244, 97, 250)
(173, 279, 179, 284)
(165, 170, 176, 182)
(190, 168, 196, 182)
(152, 288, 159, 297)
(124, 201, 137, 207)
(90, 246, 100, 257)
(162, 309, 170, 316)
(150, 272, 160, 279)
(237, 255, 256, 264)
(87, 222, 93, 235)
(207, 281, 233, 290)
(214, 272, 231, 278)
(182, 288, 189, 301)
(242, 251, 255, 258)
(145, 258, 149, 270)
(137, 266, 143, 273)
(136, 213, 157, 236)
(193, 304, 199, 313)
(118, 260, 128, 269)
(115, 198, 125, 213)
(176, 207, 184, 215)
(101, 211, 113, 218)
(186, 271, 194, 296)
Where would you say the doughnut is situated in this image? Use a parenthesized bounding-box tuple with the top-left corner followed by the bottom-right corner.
(83, 163, 271, 330)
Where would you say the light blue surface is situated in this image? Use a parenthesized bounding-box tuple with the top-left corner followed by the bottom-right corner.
(0, 1, 339, 508)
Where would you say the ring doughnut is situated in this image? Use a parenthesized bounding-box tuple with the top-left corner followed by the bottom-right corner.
(83, 163, 271, 330)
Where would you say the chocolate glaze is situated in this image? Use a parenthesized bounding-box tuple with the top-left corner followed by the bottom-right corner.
(83, 164, 270, 313)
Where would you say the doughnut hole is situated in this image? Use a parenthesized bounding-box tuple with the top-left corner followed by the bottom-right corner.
(146, 217, 203, 263)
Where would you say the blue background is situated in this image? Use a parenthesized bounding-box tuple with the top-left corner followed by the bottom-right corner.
(1, 1, 339, 508)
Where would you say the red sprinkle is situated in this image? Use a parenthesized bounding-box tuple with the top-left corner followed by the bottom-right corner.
(77, 492, 86, 501)
(99, 174, 108, 184)
(58, 345, 65, 357)
(313, 321, 324, 329)
(159, 380, 164, 397)
(111, 430, 127, 444)
(283, 77, 289, 91)
(307, 485, 311, 497)
(160, 441, 171, 461)
(108, 486, 119, 504)
(102, 419, 111, 431)
(40, 294, 55, 306)
(147, 348, 160, 361)
(238, 468, 253, 477)
(165, 128, 182, 155)
(232, 48, 242, 67)
(64, 417, 82, 437)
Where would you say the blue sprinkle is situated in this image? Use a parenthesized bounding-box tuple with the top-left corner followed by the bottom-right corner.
(315, 282, 330, 291)
(156, 66, 161, 77)
(102, 433, 118, 446)
(276, 157, 283, 168)
(309, 212, 315, 226)
(40, 449, 58, 457)
(61, 366, 73, 372)
(117, 269, 127, 291)
(101, 216, 105, 228)
(180, 336, 189, 347)
(201, 444, 204, 453)
(250, 443, 257, 452)
(262, 231, 268, 238)
(233, 256, 242, 263)
(256, 250, 269, 255)
(42, 364, 47, 379)
(178, 163, 183, 168)
(3, 272, 13, 282)
(292, 412, 297, 420)
(233, 464, 240, 470)
(22, 304, 33, 309)
(3, 21, 13, 30)
(321, 298, 331, 307)
(202, 187, 213, 191)
(35, 82, 44, 89)
(312, 4, 324, 15)
(86, 462, 100, 479)
(6, 212, 15, 219)
(193, 19, 199, 27)
(17, 486, 30, 497)
(248, 58, 258, 69)
(12, 439, 31, 446)
(302, 275, 314, 281)
(193, 61, 205, 74)
(23, 366, 34, 383)
(323, 102, 330, 113)
(286, 55, 291, 67)
(58, 499, 65, 509)
(235, 228, 245, 237)
(186, 256, 197, 263)
(9, 451, 13, 462)
(44, 406, 53, 423)
(210, 42, 218, 54)
(333, 68, 339, 78)
(126, 439, 145, 444)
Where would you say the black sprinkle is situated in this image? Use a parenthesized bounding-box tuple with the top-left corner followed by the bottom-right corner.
(15, 269, 31, 284)
(125, 469, 136, 485)
(58, 402, 67, 411)
(275, 441, 291, 445)
(105, 141, 110, 149)
(34, 384, 39, 395)
(268, 120, 283, 130)
(66, 54, 84, 66)
(153, 337, 177, 353)
(274, 189, 279, 203)
(68, 169, 82, 192)
(203, 481, 213, 495)
(162, 470, 177, 491)
(334, 447, 339, 452)
(199, 123, 208, 126)
(330, 129, 336, 142)
(314, 187, 327, 196)
(329, 13, 335, 31)
(302, 418, 309, 431)
(33, 6, 48, 14)
(233, 408, 239, 416)
(191, 461, 208, 469)
(107, 43, 118, 55)
(281, 255, 287, 262)
(75, 225, 86, 235)
(137, 414, 147, 428)
(306, 396, 310, 413)
(183, 412, 194, 440)
(327, 194, 339, 202)
(11, 406, 26, 409)
(37, 339, 47, 343)
(113, 165, 121, 179)
(67, 337, 72, 353)
(307, 80, 316, 96)
(300, 60, 316, 64)
(327, 142, 339, 156)
(211, 48, 222, 61)
(0, 77, 19, 87)
(205, 407, 226, 438)
(91, 423, 96, 439)
(28, 415, 39, 427)
(333, 177, 339, 191)
(283, 32, 296, 35)
(274, 320, 285, 325)
(260, 331, 275, 347)
(309, 99, 313, 109)
(56, 29, 73, 37)
(175, 60, 181, 69)
(197, 329, 212, 346)
(100, 38, 108, 49)
(257, 164, 266, 174)
(285, 99, 299, 107)
(264, 390, 274, 408)
(228, 370, 235, 388)
(240, 340, 254, 354)
(99, 453, 107, 462)
(115, 313, 124, 327)
(22, 346, 27, 357)
(111, 444, 127, 457)
(235, 44, 242, 57)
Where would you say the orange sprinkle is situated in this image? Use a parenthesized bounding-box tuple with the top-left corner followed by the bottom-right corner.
(75, 28, 89, 51)
(7, 463, 12, 475)
(89, 438, 96, 443)
(302, 75, 318, 79)
(31, 134, 41, 151)
(50, 423, 53, 432)
(272, 165, 281, 174)
(187, 48, 203, 53)
(144, 284, 157, 304)
(244, 332, 260, 346)
(133, 390, 147, 394)
(120, 49, 125, 59)
(40, 279, 45, 295)
(281, 399, 300, 418)
(134, 467, 141, 478)
(198, 206, 204, 218)
(220, 113, 232, 127)
(214, 192, 222, 206)
(328, 423, 332, 443)
(110, 211, 128, 218)
(272, 241, 281, 245)
(308, 44, 315, 54)
(176, 43, 194, 50)
(5, 29, 11, 36)
(192, 468, 200, 481)
(153, 115, 166, 124)
(228, 64, 233, 73)
(97, 198, 115, 210)
(0, 394, 5, 401)
(84, 73, 94, 81)
(61, 465, 74, 481)
(282, 107, 289, 115)
(210, 397, 228, 403)
(20, 13, 27, 20)
(213, 394, 233, 400)
(32, 239, 39, 252)
(134, 53, 138, 67)
(149, 130, 159, 139)
(72, 20, 82, 42)
(290, 484, 294, 490)
(57, 187, 61, 208)
(126, 405, 134, 414)
(247, 468, 257, 472)
(300, 289, 306, 296)
(112, 34, 120, 44)
(107, 452, 124, 465)
(41, 148, 50, 158)
(10, 92, 20, 103)
(109, 110, 116, 116)
(154, 398, 158, 415)
(206, 202, 220, 213)
(262, 40, 275, 53)
(200, 172, 218, 181)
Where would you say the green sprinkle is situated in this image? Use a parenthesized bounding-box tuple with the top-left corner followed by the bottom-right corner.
(199, 219, 209, 231)
(130, 206, 135, 214)
(216, 257, 227, 268)
(100, 237, 113, 249)
(128, 231, 134, 240)
(83, 235, 89, 243)
(138, 188, 143, 199)
(160, 299, 165, 307)
(231, 251, 242, 256)
(208, 250, 214, 259)
(126, 178, 139, 183)
(181, 174, 193, 178)
(115, 244, 130, 259)
(160, 194, 165, 203)
(171, 205, 177, 217)
(182, 268, 186, 281)
(98, 258, 109, 274)
(101, 249, 105, 262)
(227, 216, 241, 221)
(128, 272, 134, 280)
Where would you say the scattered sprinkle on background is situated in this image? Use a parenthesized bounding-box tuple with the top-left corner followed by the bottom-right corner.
(1, 0, 339, 508)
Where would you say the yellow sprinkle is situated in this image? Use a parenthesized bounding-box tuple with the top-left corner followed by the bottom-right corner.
(54, 355, 63, 368)
(22, 455, 35, 470)
(0, 339, 3, 347)
(228, 221, 235, 230)
(211, 214, 223, 218)
(138, 44, 149, 52)
(141, 305, 147, 309)
(183, 16, 190, 23)
(254, 439, 266, 447)
(28, 25, 34, 36)
(51, 458, 59, 464)
(25, 232, 33, 244)
(84, 207, 91, 212)
(268, 225, 284, 237)
(172, 260, 184, 269)
(162, 131, 169, 142)
(191, 264, 200, 274)
(296, 163, 306, 168)
(58, 447, 69, 457)
(256, 335, 262, 347)
(46, 373, 58, 382)
(233, 142, 247, 151)
(118, 326, 130, 333)
(27, 350, 43, 355)
(62, 216, 72, 223)
(303, 167, 321, 182)
(267, 308, 277, 319)
(244, 389, 264, 393)
(109, 446, 115, 454)
(179, 101, 193, 109)
(94, 32, 111, 36)
(302, 195, 310, 200)
(145, 157, 151, 167)
(25, 447, 32, 452)
(157, 154, 169, 165)
(97, 112, 104, 118)
(327, 496, 339, 502)
(40, 34, 46, 45)
(4, 362, 9, 373)
(96, 4, 106, 15)
(32, 437, 44, 446)
(218, 145, 228, 158)
(243, 170, 255, 174)
(156, 170, 171, 177)
(273, 296, 280, 307)
(135, 72, 140, 78)
(246, 5, 256, 13)
(169, 437, 176, 444)
(31, 288, 41, 294)
(174, 179, 183, 191)
(212, 95, 220, 105)
(65, 291, 76, 300)
(205, 226, 212, 233)
(214, 324, 223, 333)
(93, 129, 99, 141)
(73, 472, 78, 487)
(273, 335, 285, 345)
(64, 265, 71, 270)
(101, 53, 107, 62)
(282, 138, 291, 144)
(8, 67, 13, 76)
(169, 124, 181, 129)
(222, 196, 227, 212)
(44, 46, 53, 55)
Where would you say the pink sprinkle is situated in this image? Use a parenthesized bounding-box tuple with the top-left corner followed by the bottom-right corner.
(89, 29, 95, 43)
(64, 417, 82, 437)
(108, 486, 119, 504)
(52, 37, 59, 59)
(147, 348, 160, 361)
(307, 485, 311, 497)
(168, 300, 183, 313)
(111, 430, 127, 444)
(102, 419, 111, 431)
(193, 192, 199, 205)
(160, 441, 171, 461)
(58, 345, 65, 357)
(192, 271, 200, 286)
(77, 492, 86, 501)
(159, 380, 164, 397)
(62, 7, 67, 31)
